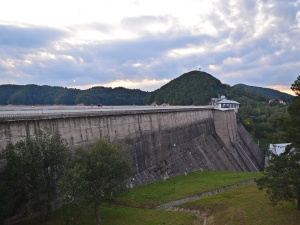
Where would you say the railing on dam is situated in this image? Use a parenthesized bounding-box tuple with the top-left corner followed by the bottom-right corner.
(0, 105, 215, 121)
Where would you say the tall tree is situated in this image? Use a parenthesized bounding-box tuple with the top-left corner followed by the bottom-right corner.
(59, 140, 132, 225)
(256, 149, 300, 210)
(0, 131, 68, 221)
(287, 75, 300, 148)
(256, 76, 300, 210)
(291, 75, 300, 96)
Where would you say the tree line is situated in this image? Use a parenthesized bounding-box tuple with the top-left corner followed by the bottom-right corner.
(256, 75, 300, 211)
(0, 85, 147, 106)
(0, 133, 132, 225)
(233, 83, 294, 101)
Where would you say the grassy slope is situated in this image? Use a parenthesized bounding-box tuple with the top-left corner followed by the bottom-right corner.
(118, 171, 262, 208)
(179, 183, 300, 225)
(20, 204, 195, 225)
(17, 171, 300, 225)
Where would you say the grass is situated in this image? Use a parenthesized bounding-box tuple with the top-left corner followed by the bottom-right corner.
(19, 204, 195, 225)
(179, 183, 300, 225)
(21, 171, 300, 225)
(117, 170, 262, 208)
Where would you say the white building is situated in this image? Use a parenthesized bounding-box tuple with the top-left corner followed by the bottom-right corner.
(211, 95, 240, 111)
(268, 143, 291, 155)
(265, 143, 292, 168)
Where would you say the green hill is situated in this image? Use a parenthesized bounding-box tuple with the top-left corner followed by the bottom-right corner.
(0, 84, 24, 105)
(6, 84, 66, 105)
(234, 83, 294, 101)
(146, 70, 268, 105)
(76, 86, 147, 105)
(146, 71, 226, 105)
(0, 85, 147, 106)
(1, 71, 288, 106)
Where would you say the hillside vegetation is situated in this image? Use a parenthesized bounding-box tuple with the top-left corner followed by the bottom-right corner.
(146, 71, 228, 105)
(146, 71, 269, 105)
(234, 83, 294, 101)
(0, 84, 147, 106)
(1, 71, 288, 107)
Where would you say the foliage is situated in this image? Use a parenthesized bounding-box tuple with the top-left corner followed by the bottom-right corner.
(224, 86, 288, 146)
(146, 71, 229, 105)
(76, 87, 147, 105)
(256, 77, 300, 210)
(59, 140, 132, 225)
(285, 97, 300, 148)
(286, 75, 300, 148)
(234, 83, 294, 101)
(7, 85, 64, 105)
(0, 84, 147, 106)
(0, 131, 68, 221)
(54, 88, 81, 105)
(256, 149, 300, 210)
(0, 84, 22, 105)
(238, 103, 288, 146)
(145, 71, 271, 106)
(291, 75, 300, 96)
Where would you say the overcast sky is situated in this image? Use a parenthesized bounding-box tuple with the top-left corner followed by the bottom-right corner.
(0, 0, 299, 95)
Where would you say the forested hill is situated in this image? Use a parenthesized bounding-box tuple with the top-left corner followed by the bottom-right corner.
(145, 70, 268, 105)
(146, 71, 225, 105)
(0, 84, 147, 105)
(0, 71, 285, 106)
(234, 83, 294, 101)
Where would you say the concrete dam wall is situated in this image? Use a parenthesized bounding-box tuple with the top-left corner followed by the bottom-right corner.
(0, 108, 265, 185)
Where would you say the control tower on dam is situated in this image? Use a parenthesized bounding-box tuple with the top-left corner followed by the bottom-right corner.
(0, 105, 265, 185)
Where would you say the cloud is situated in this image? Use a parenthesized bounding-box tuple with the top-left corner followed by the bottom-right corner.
(0, 0, 299, 95)
(267, 85, 296, 96)
(121, 15, 175, 31)
(0, 24, 67, 48)
(70, 78, 170, 91)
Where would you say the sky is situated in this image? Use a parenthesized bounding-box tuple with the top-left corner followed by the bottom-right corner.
(0, 0, 299, 95)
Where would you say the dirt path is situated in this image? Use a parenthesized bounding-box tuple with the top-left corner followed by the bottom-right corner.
(157, 179, 255, 225)
(157, 179, 254, 210)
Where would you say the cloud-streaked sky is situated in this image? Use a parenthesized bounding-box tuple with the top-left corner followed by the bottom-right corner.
(1, 0, 299, 95)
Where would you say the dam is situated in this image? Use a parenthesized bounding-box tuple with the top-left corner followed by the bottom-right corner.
(0, 105, 265, 185)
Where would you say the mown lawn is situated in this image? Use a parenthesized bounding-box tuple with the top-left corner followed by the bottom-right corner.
(19, 204, 195, 225)
(179, 183, 300, 225)
(118, 170, 262, 208)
